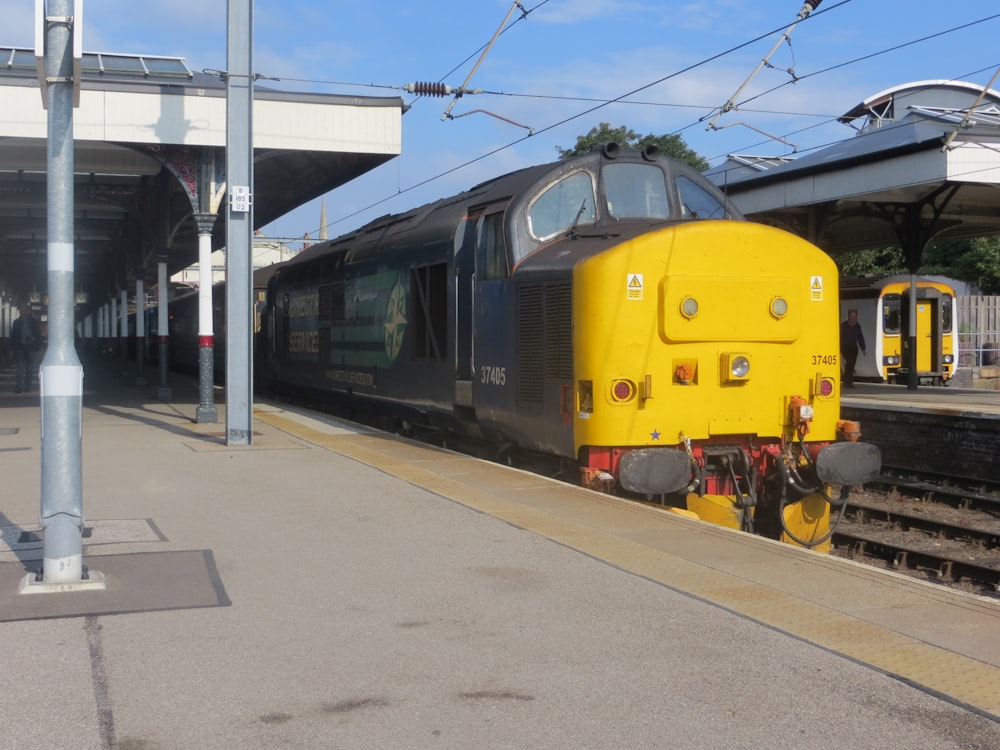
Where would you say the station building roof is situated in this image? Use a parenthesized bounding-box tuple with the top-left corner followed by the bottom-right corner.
(706, 80, 1000, 258)
(0, 47, 403, 305)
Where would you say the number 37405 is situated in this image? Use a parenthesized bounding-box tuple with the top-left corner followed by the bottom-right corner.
(811, 353, 839, 365)
(480, 366, 506, 385)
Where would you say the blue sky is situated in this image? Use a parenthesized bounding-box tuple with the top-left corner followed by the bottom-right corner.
(6, 1, 1000, 246)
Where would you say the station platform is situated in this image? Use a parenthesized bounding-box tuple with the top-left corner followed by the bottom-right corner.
(2, 360, 1000, 749)
(842, 381, 1000, 419)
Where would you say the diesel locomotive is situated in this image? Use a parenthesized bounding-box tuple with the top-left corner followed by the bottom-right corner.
(255, 144, 880, 550)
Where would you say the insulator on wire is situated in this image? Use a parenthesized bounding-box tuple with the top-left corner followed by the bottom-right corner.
(405, 82, 454, 97)
(799, 0, 821, 15)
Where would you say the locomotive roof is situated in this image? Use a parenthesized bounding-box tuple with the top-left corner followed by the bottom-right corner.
(285, 161, 554, 268)
(278, 146, 734, 278)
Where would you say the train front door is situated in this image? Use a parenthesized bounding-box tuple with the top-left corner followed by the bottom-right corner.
(901, 291, 942, 379)
(916, 299, 933, 373)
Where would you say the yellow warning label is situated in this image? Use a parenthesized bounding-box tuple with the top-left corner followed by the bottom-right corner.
(810, 275, 823, 301)
(628, 274, 644, 301)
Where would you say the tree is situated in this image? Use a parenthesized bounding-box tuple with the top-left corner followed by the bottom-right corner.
(833, 236, 1000, 294)
(834, 247, 904, 277)
(925, 237, 1000, 294)
(556, 122, 709, 171)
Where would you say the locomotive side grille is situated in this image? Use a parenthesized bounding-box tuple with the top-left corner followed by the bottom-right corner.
(517, 285, 545, 404)
(545, 283, 573, 379)
(518, 282, 573, 405)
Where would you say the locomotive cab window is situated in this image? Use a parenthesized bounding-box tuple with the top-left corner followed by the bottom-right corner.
(527, 171, 596, 241)
(942, 296, 954, 333)
(477, 212, 509, 279)
(676, 176, 727, 220)
(605, 163, 669, 219)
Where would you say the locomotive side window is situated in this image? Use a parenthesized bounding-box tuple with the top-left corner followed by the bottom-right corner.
(318, 284, 333, 323)
(605, 163, 669, 219)
(411, 263, 448, 360)
(676, 176, 726, 220)
(527, 171, 595, 241)
(883, 294, 901, 334)
(477, 212, 509, 279)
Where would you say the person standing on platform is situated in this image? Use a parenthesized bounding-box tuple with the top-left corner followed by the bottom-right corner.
(11, 304, 42, 393)
(840, 308, 866, 389)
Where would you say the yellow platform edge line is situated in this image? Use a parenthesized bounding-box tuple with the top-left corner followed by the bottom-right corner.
(256, 409, 1000, 718)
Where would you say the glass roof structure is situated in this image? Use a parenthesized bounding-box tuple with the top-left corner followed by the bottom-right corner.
(3, 46, 193, 82)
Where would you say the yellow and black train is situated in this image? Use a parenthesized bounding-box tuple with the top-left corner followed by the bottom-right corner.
(839, 275, 958, 386)
(258, 145, 881, 550)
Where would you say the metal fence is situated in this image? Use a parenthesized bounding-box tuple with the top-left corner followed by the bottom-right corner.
(958, 296, 1000, 367)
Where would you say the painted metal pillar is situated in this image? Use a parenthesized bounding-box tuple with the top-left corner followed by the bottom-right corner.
(36, 0, 88, 587)
(194, 214, 217, 422)
(906, 274, 918, 390)
(109, 296, 118, 366)
(84, 313, 93, 360)
(156, 260, 172, 400)
(135, 278, 146, 386)
(119, 288, 128, 372)
(225, 0, 255, 445)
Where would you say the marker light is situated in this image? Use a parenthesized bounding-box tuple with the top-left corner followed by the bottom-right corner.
(680, 297, 699, 318)
(770, 297, 788, 318)
(610, 379, 636, 402)
(817, 377, 835, 397)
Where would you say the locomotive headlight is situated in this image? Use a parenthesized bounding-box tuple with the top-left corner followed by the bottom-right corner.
(769, 296, 788, 318)
(943, 354, 954, 364)
(680, 296, 699, 318)
(883, 355, 900, 366)
(722, 353, 751, 382)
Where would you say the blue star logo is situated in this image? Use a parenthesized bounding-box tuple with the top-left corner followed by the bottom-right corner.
(650, 429, 661, 441)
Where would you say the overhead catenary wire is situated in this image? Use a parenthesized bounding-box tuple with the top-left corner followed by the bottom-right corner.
(306, 0, 857, 235)
(293, 2, 997, 239)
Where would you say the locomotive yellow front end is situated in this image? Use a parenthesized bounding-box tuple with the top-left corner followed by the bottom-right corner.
(573, 220, 880, 550)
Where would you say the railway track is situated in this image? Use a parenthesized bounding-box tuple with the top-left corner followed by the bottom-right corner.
(832, 474, 1000, 598)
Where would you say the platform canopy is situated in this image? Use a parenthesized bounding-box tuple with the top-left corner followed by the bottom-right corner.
(706, 80, 1000, 268)
(0, 47, 403, 306)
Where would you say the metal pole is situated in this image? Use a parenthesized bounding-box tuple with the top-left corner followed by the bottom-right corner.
(109, 295, 117, 361)
(156, 260, 171, 400)
(135, 278, 146, 385)
(38, 0, 85, 585)
(195, 214, 217, 423)
(907, 274, 919, 390)
(119, 288, 127, 372)
(225, 0, 254, 445)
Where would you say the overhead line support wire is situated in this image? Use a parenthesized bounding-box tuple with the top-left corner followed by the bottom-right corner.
(440, 1, 528, 123)
(942, 65, 1000, 151)
(706, 0, 823, 132)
